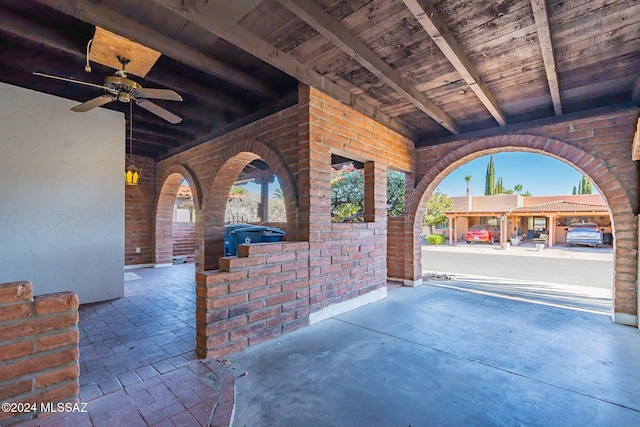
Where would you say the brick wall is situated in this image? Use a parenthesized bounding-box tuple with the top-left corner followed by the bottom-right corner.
(195, 241, 310, 358)
(125, 155, 157, 266)
(299, 85, 415, 314)
(0, 281, 79, 426)
(172, 222, 195, 258)
(409, 109, 640, 323)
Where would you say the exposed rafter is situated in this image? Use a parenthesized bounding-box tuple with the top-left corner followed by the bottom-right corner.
(530, 0, 562, 115)
(277, 0, 459, 134)
(32, 0, 273, 97)
(152, 0, 414, 139)
(402, 0, 506, 126)
(632, 76, 640, 106)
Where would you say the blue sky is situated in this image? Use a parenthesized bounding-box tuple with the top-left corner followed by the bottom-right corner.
(237, 152, 593, 198)
(436, 152, 595, 197)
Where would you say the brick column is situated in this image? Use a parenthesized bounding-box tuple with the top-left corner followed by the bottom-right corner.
(0, 282, 79, 425)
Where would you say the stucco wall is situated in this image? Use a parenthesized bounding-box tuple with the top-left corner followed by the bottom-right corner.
(0, 83, 124, 303)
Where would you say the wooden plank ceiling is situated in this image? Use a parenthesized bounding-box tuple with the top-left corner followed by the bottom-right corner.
(1, 0, 639, 159)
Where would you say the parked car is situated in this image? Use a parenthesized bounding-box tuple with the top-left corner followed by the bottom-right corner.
(565, 223, 603, 248)
(466, 224, 500, 244)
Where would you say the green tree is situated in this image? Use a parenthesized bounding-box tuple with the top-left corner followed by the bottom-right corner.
(494, 177, 504, 194)
(485, 155, 495, 195)
(576, 175, 592, 194)
(522, 189, 532, 197)
(582, 175, 592, 194)
(423, 191, 453, 233)
(464, 175, 472, 196)
(572, 186, 577, 195)
(514, 184, 523, 194)
(331, 166, 407, 222)
(229, 185, 247, 199)
(387, 170, 405, 216)
(331, 165, 364, 222)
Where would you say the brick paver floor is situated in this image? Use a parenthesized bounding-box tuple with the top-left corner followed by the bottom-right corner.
(21, 264, 234, 427)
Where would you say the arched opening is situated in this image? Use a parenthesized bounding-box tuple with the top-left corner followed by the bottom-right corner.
(200, 140, 298, 271)
(409, 135, 637, 326)
(421, 152, 614, 312)
(155, 165, 202, 268)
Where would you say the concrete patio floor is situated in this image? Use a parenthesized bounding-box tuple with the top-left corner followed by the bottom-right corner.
(230, 283, 640, 426)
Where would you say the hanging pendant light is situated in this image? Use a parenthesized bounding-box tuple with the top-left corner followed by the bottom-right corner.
(125, 101, 142, 186)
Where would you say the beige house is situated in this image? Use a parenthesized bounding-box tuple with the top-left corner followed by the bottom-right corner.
(440, 194, 610, 248)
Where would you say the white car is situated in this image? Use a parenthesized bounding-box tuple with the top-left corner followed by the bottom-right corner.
(565, 223, 603, 248)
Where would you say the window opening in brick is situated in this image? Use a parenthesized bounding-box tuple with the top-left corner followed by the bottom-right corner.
(331, 159, 365, 223)
(387, 170, 405, 216)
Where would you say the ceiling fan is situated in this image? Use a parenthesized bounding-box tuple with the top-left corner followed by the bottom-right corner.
(33, 56, 183, 124)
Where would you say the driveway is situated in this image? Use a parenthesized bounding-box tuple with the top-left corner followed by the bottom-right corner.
(230, 284, 640, 426)
(422, 242, 613, 315)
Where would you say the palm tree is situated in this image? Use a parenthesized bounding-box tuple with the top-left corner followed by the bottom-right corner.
(273, 188, 284, 200)
(464, 175, 472, 196)
(514, 184, 523, 194)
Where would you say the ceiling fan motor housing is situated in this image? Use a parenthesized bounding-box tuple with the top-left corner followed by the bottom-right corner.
(105, 75, 142, 102)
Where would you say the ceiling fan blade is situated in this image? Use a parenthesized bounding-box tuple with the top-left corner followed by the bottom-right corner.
(71, 95, 116, 112)
(33, 72, 108, 91)
(137, 88, 183, 101)
(136, 99, 183, 124)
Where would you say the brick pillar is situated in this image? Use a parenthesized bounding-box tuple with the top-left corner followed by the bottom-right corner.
(364, 161, 387, 222)
(0, 282, 79, 425)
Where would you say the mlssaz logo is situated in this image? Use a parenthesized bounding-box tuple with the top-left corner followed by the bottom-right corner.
(40, 402, 88, 413)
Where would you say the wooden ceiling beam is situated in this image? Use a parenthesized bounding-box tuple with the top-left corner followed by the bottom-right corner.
(131, 115, 196, 139)
(130, 136, 175, 149)
(146, 68, 246, 114)
(278, 0, 458, 134)
(128, 139, 169, 155)
(131, 147, 162, 157)
(32, 0, 273, 97)
(402, 0, 506, 126)
(632, 76, 640, 106)
(530, 0, 562, 115)
(132, 113, 208, 136)
(152, 0, 415, 139)
(130, 130, 182, 147)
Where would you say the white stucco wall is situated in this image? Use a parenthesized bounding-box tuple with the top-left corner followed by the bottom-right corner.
(0, 83, 124, 303)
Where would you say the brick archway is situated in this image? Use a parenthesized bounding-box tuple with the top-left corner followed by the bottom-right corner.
(200, 139, 299, 271)
(155, 164, 202, 267)
(408, 134, 638, 326)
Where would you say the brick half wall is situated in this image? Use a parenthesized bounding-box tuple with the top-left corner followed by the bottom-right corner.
(195, 241, 310, 358)
(0, 282, 79, 426)
(173, 222, 195, 258)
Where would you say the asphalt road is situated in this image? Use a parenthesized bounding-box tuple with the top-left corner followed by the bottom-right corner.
(422, 247, 613, 289)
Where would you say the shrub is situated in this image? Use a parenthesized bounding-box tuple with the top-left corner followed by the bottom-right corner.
(427, 234, 446, 245)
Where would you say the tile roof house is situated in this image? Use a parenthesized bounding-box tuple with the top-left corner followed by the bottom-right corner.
(444, 194, 610, 247)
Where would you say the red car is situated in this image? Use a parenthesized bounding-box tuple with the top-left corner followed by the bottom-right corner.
(466, 224, 500, 244)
